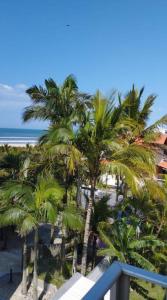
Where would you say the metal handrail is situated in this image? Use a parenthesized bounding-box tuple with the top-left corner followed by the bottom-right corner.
(82, 261, 167, 300)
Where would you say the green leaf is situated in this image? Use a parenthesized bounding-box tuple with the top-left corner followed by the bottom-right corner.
(130, 251, 155, 271)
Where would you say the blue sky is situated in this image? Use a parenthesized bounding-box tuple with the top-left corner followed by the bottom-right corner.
(0, 0, 167, 129)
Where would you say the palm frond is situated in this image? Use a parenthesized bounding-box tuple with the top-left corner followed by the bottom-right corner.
(139, 95, 156, 123)
(143, 180, 166, 201)
(23, 106, 49, 122)
(130, 251, 155, 271)
(2, 207, 27, 225)
(19, 215, 37, 236)
(41, 201, 58, 224)
(107, 161, 139, 195)
(98, 228, 125, 261)
(144, 115, 167, 133)
(62, 204, 83, 231)
(129, 237, 165, 250)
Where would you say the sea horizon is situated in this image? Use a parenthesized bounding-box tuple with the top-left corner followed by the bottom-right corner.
(0, 127, 45, 146)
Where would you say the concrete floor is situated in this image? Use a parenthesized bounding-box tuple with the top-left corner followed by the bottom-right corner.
(0, 273, 21, 300)
(0, 227, 57, 299)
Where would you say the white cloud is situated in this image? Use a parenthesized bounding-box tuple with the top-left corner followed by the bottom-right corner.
(0, 82, 29, 107)
(0, 84, 13, 91)
(0, 82, 47, 129)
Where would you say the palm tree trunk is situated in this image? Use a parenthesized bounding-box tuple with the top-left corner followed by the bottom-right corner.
(91, 234, 97, 270)
(22, 237, 28, 295)
(76, 172, 81, 207)
(156, 219, 164, 237)
(123, 183, 128, 199)
(81, 180, 95, 275)
(63, 169, 69, 204)
(72, 237, 78, 275)
(116, 175, 120, 202)
(50, 224, 55, 245)
(33, 228, 38, 300)
(60, 226, 66, 274)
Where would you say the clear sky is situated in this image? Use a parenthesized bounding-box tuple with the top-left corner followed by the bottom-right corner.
(0, 0, 167, 129)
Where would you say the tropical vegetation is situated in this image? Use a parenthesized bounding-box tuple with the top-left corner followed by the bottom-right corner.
(0, 77, 167, 299)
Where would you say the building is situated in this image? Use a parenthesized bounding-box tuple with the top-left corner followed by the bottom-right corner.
(152, 134, 167, 175)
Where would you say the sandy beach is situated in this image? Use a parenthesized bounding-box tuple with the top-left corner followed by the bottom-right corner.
(0, 142, 37, 147)
(0, 128, 42, 147)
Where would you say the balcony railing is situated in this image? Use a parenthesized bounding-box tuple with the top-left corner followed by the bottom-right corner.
(82, 261, 167, 300)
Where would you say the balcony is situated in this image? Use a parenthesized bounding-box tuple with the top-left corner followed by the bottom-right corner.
(82, 261, 167, 300)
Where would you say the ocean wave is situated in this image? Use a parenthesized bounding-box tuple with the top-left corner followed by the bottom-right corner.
(0, 140, 37, 144)
(0, 137, 38, 139)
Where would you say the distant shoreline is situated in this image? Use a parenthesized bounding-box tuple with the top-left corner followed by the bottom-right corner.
(0, 128, 43, 147)
(0, 142, 37, 147)
(0, 127, 44, 130)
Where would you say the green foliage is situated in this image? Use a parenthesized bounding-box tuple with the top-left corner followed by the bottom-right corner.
(98, 218, 165, 271)
(0, 176, 65, 236)
(98, 217, 167, 297)
(62, 203, 84, 231)
(92, 195, 112, 231)
(23, 75, 91, 126)
(120, 86, 167, 143)
(1, 78, 167, 285)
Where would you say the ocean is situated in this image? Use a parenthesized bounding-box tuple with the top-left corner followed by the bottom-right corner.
(0, 128, 44, 146)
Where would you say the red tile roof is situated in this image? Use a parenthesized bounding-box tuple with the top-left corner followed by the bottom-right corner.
(153, 134, 167, 145)
(135, 134, 167, 146)
(135, 138, 143, 145)
(158, 161, 167, 169)
(100, 159, 110, 165)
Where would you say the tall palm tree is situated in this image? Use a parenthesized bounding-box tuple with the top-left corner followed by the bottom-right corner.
(39, 119, 83, 206)
(39, 120, 87, 275)
(108, 86, 167, 201)
(23, 75, 91, 126)
(0, 152, 32, 294)
(38, 90, 160, 275)
(1, 176, 64, 300)
(76, 91, 156, 275)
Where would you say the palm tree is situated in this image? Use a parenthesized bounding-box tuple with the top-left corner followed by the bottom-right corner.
(39, 126, 83, 223)
(76, 91, 156, 275)
(23, 75, 91, 126)
(98, 218, 165, 268)
(90, 195, 113, 268)
(39, 122, 86, 276)
(0, 152, 32, 292)
(98, 218, 166, 298)
(107, 87, 167, 199)
(0, 150, 26, 180)
(38, 90, 160, 275)
(121, 86, 167, 143)
(1, 176, 64, 300)
(60, 202, 84, 273)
